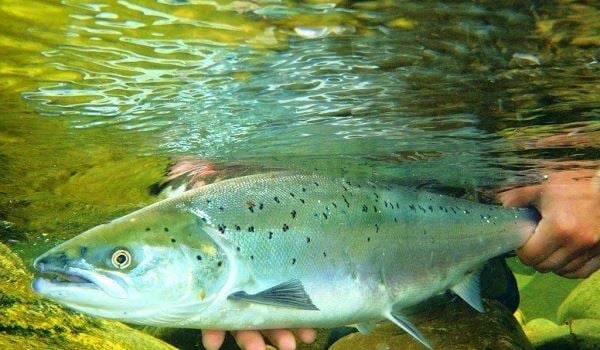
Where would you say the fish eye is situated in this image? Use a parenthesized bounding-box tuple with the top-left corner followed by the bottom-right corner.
(111, 249, 132, 269)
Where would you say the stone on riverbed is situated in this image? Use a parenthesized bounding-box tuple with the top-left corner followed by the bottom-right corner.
(330, 299, 533, 350)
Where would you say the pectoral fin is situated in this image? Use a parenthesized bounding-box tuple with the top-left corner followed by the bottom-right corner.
(450, 269, 484, 312)
(228, 279, 319, 310)
(385, 311, 432, 350)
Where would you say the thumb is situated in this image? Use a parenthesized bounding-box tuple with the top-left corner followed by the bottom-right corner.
(496, 184, 543, 207)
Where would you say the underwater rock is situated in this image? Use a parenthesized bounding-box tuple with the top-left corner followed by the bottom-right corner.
(524, 318, 600, 350)
(0, 242, 175, 350)
(557, 270, 600, 323)
(330, 299, 533, 350)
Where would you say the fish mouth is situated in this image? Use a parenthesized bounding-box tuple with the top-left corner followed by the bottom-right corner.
(33, 267, 129, 299)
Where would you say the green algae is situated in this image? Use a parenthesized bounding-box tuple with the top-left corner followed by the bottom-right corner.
(0, 241, 175, 350)
(558, 271, 600, 323)
(524, 318, 600, 350)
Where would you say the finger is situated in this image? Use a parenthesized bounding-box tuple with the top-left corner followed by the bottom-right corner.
(562, 255, 600, 279)
(535, 247, 579, 272)
(262, 329, 296, 350)
(232, 330, 266, 350)
(294, 328, 317, 344)
(202, 330, 226, 350)
(517, 219, 562, 266)
(496, 184, 543, 207)
(557, 253, 592, 274)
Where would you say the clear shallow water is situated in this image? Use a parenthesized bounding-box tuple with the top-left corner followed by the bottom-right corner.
(0, 0, 598, 326)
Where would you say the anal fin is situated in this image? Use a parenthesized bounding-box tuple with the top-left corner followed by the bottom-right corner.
(355, 321, 376, 335)
(450, 269, 484, 312)
(228, 279, 319, 311)
(385, 311, 432, 350)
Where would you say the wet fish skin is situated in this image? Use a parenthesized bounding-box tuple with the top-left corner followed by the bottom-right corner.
(32, 173, 538, 349)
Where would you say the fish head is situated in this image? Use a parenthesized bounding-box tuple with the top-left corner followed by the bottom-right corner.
(32, 202, 229, 324)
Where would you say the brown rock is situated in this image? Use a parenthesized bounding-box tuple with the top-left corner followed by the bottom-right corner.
(330, 299, 532, 350)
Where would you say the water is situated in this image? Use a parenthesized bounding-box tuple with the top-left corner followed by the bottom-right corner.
(0, 0, 598, 336)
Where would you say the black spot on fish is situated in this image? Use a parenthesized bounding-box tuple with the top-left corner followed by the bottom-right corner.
(306, 237, 311, 243)
(250, 255, 254, 260)
(342, 195, 350, 207)
(248, 226, 255, 232)
(302, 187, 306, 192)
(409, 204, 416, 211)
(268, 231, 273, 239)
(418, 205, 426, 213)
(323, 252, 327, 257)
(259, 203, 264, 210)
(362, 204, 368, 212)
(274, 196, 280, 203)
(290, 192, 295, 198)
(235, 225, 241, 231)
(342, 185, 348, 192)
(171, 238, 176, 243)
(300, 198, 305, 204)
(423, 230, 427, 235)
(373, 205, 378, 212)
(394, 217, 398, 223)
(332, 202, 337, 208)
(291, 210, 297, 219)
(367, 237, 371, 242)
(283, 223, 289, 232)
(247, 201, 255, 213)
(145, 227, 151, 232)
(236, 246, 240, 252)
(201, 217, 207, 222)
(322, 212, 328, 220)
(218, 224, 226, 234)
(439, 206, 444, 211)
(396, 202, 400, 209)
(292, 258, 296, 265)
(206, 199, 211, 204)
(374, 193, 379, 199)
(375, 224, 379, 233)
(80, 246, 88, 256)
(428, 206, 433, 212)
(196, 255, 202, 261)
(164, 227, 169, 232)
(384, 201, 388, 208)
(218, 261, 222, 267)
(219, 206, 224, 211)
(314, 182, 319, 187)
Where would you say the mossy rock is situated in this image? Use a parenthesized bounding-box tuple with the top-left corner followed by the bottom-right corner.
(0, 242, 175, 350)
(557, 270, 600, 323)
(330, 299, 532, 350)
(524, 318, 600, 350)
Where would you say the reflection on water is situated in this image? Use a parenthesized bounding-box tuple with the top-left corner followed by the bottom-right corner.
(1, 1, 599, 246)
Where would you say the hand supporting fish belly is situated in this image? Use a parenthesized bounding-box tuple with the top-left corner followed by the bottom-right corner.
(32, 173, 539, 349)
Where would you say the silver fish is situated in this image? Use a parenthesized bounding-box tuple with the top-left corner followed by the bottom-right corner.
(32, 173, 538, 349)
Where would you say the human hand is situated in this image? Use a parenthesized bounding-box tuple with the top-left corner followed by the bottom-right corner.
(497, 169, 600, 278)
(202, 328, 317, 350)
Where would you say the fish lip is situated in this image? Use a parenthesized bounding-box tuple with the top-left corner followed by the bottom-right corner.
(36, 267, 129, 299)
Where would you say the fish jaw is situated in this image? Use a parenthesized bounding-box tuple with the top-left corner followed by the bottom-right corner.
(33, 264, 128, 298)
